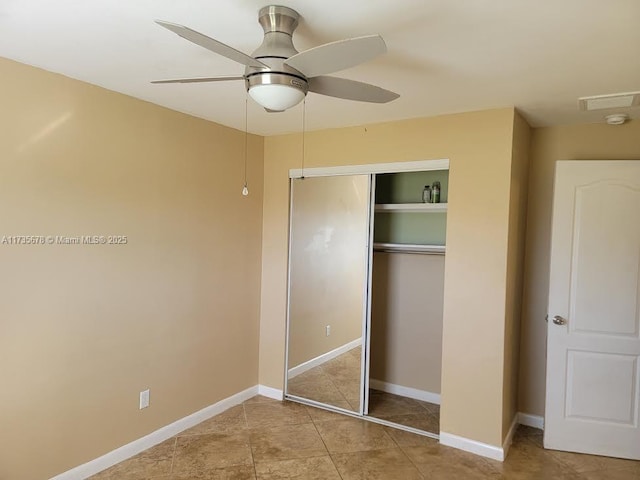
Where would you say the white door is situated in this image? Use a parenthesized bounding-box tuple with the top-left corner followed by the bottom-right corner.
(544, 160, 640, 459)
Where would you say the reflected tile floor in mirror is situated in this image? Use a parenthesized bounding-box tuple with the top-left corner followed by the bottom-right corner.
(89, 395, 640, 480)
(287, 346, 362, 411)
(287, 347, 440, 434)
(368, 389, 440, 435)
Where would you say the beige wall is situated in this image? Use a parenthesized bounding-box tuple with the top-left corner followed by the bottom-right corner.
(518, 120, 640, 417)
(370, 252, 444, 394)
(501, 112, 531, 437)
(5, 49, 613, 476)
(260, 108, 519, 446)
(287, 175, 368, 368)
(0, 58, 264, 480)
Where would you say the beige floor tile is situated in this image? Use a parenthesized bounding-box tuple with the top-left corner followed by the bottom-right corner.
(243, 395, 280, 405)
(333, 377, 362, 401)
(314, 416, 396, 454)
(578, 464, 640, 480)
(384, 426, 437, 447)
(402, 443, 501, 480)
(417, 400, 440, 416)
(485, 439, 579, 480)
(156, 465, 257, 479)
(305, 403, 353, 422)
(549, 450, 616, 474)
(368, 390, 425, 417)
(346, 347, 362, 360)
(244, 401, 312, 429)
(344, 393, 362, 411)
(331, 447, 424, 480)
(287, 368, 332, 386)
(172, 432, 253, 475)
(383, 412, 439, 434)
(254, 456, 341, 479)
(514, 425, 543, 439)
(287, 377, 350, 407)
(250, 423, 328, 463)
(89, 438, 175, 479)
(550, 448, 640, 475)
(512, 425, 544, 448)
(178, 405, 247, 436)
(285, 347, 363, 412)
(321, 354, 361, 384)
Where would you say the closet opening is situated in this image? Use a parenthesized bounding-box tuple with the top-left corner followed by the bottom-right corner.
(367, 169, 448, 436)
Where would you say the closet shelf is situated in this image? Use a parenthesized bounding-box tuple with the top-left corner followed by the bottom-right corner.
(373, 243, 446, 255)
(375, 203, 447, 213)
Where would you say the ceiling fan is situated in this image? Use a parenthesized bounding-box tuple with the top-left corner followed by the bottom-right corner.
(153, 5, 400, 112)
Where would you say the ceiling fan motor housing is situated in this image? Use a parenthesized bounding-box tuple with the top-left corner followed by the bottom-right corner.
(245, 5, 309, 100)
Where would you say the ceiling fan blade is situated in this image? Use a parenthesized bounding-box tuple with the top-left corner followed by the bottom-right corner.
(308, 76, 399, 103)
(151, 76, 245, 84)
(155, 20, 268, 69)
(284, 35, 386, 77)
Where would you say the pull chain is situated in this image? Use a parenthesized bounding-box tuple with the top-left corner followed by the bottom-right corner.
(242, 95, 249, 196)
(301, 98, 306, 179)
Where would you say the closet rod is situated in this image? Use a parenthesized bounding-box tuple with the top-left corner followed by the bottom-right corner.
(373, 243, 445, 255)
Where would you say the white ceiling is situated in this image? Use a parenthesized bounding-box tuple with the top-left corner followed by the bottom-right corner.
(1, 0, 639, 135)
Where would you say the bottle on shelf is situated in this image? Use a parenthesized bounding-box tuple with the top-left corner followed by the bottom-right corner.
(431, 181, 441, 203)
(422, 185, 432, 203)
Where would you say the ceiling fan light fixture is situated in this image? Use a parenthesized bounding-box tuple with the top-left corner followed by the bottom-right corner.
(246, 72, 308, 111)
(248, 84, 305, 111)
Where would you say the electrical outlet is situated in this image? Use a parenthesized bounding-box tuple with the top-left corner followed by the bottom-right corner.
(325, 325, 331, 336)
(139, 389, 150, 409)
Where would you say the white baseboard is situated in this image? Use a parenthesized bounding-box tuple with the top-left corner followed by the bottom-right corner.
(440, 412, 542, 463)
(50, 386, 259, 480)
(258, 384, 284, 400)
(440, 431, 505, 462)
(288, 338, 361, 379)
(369, 379, 440, 405)
(517, 412, 544, 430)
(502, 414, 519, 458)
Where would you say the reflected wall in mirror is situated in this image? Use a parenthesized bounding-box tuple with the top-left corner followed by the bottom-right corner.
(286, 174, 370, 413)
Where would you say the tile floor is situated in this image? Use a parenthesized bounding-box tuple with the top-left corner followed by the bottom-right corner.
(367, 389, 439, 434)
(89, 395, 640, 479)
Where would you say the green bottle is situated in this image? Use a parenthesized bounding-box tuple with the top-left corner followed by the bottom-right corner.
(431, 181, 441, 203)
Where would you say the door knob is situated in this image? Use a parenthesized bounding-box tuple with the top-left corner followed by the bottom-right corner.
(552, 315, 567, 326)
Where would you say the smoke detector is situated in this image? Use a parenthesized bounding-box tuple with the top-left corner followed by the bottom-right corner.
(605, 114, 629, 125)
(578, 92, 640, 111)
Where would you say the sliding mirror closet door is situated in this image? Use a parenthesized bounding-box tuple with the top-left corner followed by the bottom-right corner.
(286, 174, 371, 413)
(367, 170, 448, 435)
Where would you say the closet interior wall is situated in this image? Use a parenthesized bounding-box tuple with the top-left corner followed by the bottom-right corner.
(369, 251, 445, 398)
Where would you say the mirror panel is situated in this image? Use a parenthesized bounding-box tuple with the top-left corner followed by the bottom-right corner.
(286, 174, 370, 413)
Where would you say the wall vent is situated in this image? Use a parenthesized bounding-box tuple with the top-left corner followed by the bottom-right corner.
(578, 92, 640, 111)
